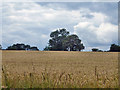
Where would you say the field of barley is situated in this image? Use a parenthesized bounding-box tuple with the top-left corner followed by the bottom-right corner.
(2, 50, 119, 88)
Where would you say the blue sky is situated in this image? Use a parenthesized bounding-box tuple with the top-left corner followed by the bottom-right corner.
(2, 2, 118, 51)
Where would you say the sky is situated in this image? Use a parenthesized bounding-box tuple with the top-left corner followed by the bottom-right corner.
(2, 2, 118, 51)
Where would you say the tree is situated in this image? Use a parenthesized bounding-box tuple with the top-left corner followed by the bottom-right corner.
(109, 44, 120, 52)
(92, 48, 103, 52)
(49, 28, 69, 51)
(0, 44, 2, 50)
(44, 28, 85, 51)
(6, 43, 39, 51)
(24, 45, 31, 50)
(7, 45, 17, 50)
(6, 43, 26, 50)
(98, 50, 103, 52)
(30, 47, 39, 51)
(92, 48, 99, 52)
(44, 46, 51, 51)
(63, 34, 84, 51)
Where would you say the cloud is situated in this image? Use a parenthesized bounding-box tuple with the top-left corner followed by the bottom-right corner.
(3, 0, 119, 2)
(74, 12, 118, 50)
(2, 2, 118, 51)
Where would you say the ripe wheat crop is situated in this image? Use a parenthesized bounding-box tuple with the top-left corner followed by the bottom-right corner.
(2, 51, 118, 88)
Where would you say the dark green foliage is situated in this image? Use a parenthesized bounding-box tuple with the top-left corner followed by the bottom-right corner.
(44, 46, 51, 51)
(92, 48, 99, 52)
(6, 43, 39, 51)
(44, 28, 85, 51)
(30, 47, 39, 51)
(98, 50, 103, 52)
(0, 44, 2, 50)
(92, 48, 103, 52)
(63, 34, 84, 51)
(109, 44, 120, 52)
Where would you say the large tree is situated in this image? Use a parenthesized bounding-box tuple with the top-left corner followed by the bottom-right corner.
(49, 28, 69, 51)
(44, 28, 85, 51)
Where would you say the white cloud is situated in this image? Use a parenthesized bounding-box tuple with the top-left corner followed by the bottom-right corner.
(2, 0, 119, 2)
(90, 12, 108, 25)
(74, 12, 118, 50)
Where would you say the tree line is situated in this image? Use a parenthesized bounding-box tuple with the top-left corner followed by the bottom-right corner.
(91, 44, 120, 52)
(0, 43, 39, 51)
(0, 28, 119, 52)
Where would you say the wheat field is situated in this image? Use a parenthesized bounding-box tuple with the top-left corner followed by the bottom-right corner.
(2, 50, 119, 88)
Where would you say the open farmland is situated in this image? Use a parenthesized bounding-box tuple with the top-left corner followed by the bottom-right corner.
(2, 51, 118, 88)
